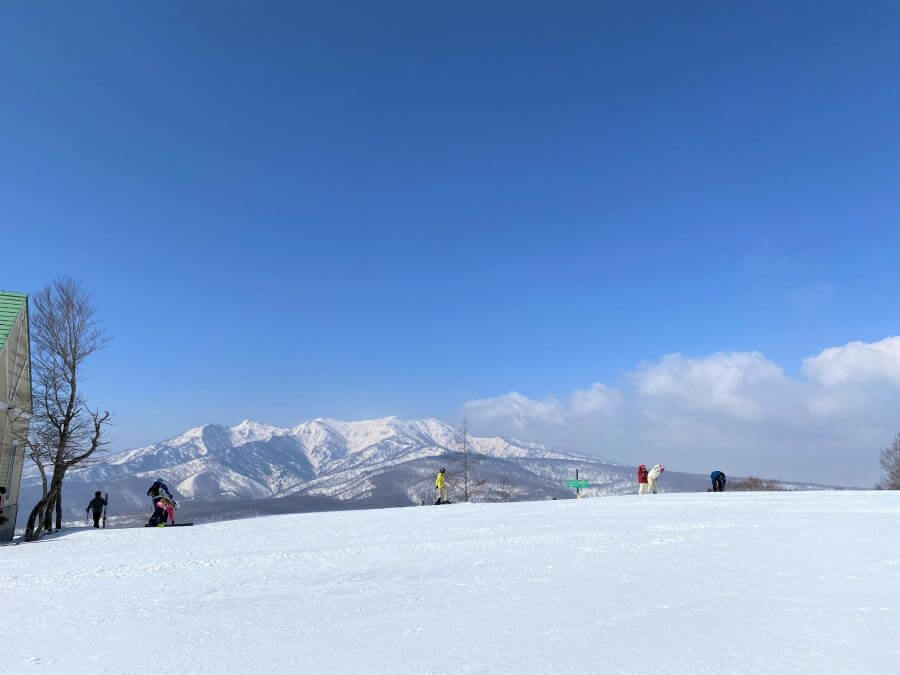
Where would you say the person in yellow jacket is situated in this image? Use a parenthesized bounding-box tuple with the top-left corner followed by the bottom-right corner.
(434, 468, 447, 504)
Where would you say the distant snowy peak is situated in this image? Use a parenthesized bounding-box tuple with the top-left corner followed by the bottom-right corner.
(103, 416, 596, 470)
(229, 419, 289, 445)
(57, 415, 619, 505)
(295, 416, 458, 454)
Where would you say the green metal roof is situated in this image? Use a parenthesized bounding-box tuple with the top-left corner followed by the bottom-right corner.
(0, 291, 28, 351)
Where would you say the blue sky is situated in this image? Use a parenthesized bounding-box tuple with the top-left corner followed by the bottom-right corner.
(3, 2, 898, 483)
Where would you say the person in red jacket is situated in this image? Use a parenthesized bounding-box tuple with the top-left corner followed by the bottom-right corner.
(637, 464, 649, 494)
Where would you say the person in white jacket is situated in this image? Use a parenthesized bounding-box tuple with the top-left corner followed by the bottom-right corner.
(647, 464, 665, 493)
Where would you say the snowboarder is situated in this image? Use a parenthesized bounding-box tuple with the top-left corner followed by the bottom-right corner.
(637, 464, 649, 494)
(85, 491, 107, 528)
(647, 464, 665, 493)
(710, 470, 726, 492)
(154, 497, 178, 526)
(434, 468, 447, 505)
(147, 478, 173, 526)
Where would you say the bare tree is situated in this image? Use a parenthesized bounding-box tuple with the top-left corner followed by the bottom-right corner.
(450, 418, 485, 502)
(21, 278, 111, 540)
(497, 478, 520, 502)
(878, 433, 900, 490)
(729, 476, 785, 491)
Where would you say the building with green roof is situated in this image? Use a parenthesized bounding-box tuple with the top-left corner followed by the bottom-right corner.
(0, 291, 31, 541)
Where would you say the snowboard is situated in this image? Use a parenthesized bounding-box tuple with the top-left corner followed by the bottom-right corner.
(102, 492, 108, 528)
(144, 522, 194, 527)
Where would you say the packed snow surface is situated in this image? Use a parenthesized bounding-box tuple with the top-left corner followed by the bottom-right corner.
(2, 492, 898, 673)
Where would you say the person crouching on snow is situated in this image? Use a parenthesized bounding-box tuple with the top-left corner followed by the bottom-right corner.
(710, 470, 726, 492)
(637, 464, 649, 494)
(647, 464, 665, 493)
(147, 478, 174, 526)
(147, 478, 173, 525)
(154, 497, 177, 527)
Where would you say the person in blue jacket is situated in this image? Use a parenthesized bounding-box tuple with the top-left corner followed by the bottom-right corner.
(710, 470, 726, 492)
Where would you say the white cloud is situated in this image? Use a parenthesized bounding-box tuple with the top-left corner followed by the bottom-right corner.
(569, 383, 622, 416)
(463, 392, 565, 429)
(802, 337, 900, 386)
(464, 382, 621, 429)
(462, 337, 900, 487)
(633, 351, 785, 422)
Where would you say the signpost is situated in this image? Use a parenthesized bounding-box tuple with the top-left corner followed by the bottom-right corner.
(565, 469, 590, 497)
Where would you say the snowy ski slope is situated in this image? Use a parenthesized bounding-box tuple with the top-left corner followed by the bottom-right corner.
(1, 491, 897, 673)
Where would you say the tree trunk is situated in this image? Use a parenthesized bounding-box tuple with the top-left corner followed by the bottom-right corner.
(37, 463, 48, 501)
(25, 487, 56, 540)
(55, 489, 63, 530)
(24, 498, 46, 540)
(25, 472, 66, 540)
(42, 492, 55, 533)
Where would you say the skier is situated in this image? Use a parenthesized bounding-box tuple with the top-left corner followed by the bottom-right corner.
(434, 468, 447, 505)
(154, 497, 178, 527)
(710, 470, 726, 492)
(85, 491, 107, 528)
(637, 464, 649, 495)
(147, 478, 173, 526)
(647, 464, 665, 493)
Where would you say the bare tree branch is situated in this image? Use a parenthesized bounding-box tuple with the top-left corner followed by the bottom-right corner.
(878, 433, 900, 490)
(21, 277, 113, 540)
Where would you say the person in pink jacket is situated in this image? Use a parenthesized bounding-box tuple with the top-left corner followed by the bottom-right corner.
(155, 497, 177, 526)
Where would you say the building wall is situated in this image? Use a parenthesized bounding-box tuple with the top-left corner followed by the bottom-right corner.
(0, 301, 31, 541)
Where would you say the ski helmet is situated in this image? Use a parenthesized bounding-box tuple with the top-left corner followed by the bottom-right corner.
(440, 467, 446, 473)
(95, 491, 102, 497)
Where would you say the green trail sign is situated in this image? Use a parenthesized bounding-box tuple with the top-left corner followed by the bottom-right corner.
(565, 479, 590, 489)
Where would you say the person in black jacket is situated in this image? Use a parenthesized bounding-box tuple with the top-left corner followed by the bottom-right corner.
(86, 491, 107, 528)
(147, 478, 173, 526)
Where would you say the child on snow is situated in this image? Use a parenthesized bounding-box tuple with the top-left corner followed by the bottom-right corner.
(637, 464, 649, 494)
(647, 464, 665, 493)
(147, 478, 173, 526)
(153, 497, 178, 526)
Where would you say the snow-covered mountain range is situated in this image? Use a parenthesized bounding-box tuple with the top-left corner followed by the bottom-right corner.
(18, 416, 787, 524)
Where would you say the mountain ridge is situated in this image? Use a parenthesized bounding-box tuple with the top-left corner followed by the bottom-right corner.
(18, 416, 824, 525)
